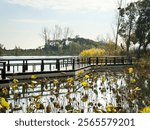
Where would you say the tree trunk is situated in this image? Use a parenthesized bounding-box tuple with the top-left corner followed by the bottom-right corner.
(137, 44, 142, 58)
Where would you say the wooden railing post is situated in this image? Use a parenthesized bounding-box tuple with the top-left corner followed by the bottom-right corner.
(96, 57, 99, 65)
(7, 60, 10, 71)
(41, 60, 44, 72)
(121, 57, 124, 65)
(105, 57, 107, 65)
(66, 59, 68, 67)
(22, 60, 26, 73)
(49, 63, 51, 71)
(77, 58, 80, 65)
(88, 57, 91, 65)
(72, 58, 75, 70)
(62, 59, 64, 67)
(130, 57, 132, 65)
(114, 57, 116, 65)
(56, 59, 60, 71)
(25, 60, 28, 71)
(2, 62, 6, 79)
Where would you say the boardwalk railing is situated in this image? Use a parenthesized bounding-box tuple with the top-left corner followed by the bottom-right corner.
(0, 56, 136, 80)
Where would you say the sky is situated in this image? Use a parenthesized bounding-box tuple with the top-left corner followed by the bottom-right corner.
(0, 0, 135, 49)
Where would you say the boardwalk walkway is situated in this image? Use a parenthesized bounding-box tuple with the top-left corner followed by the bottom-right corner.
(0, 56, 136, 83)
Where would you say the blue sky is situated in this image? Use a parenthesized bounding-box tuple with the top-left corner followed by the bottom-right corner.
(0, 0, 134, 49)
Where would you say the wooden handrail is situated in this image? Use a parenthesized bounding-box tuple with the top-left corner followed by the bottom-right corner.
(0, 56, 136, 80)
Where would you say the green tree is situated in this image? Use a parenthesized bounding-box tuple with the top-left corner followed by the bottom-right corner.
(118, 2, 137, 54)
(68, 42, 82, 55)
(135, 0, 150, 55)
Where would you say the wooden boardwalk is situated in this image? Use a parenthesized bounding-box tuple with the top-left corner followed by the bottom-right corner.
(0, 56, 136, 83)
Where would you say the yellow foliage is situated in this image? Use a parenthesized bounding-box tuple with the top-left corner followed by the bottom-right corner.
(31, 75, 37, 79)
(80, 48, 106, 57)
(81, 81, 90, 90)
(0, 98, 10, 109)
(33, 94, 42, 100)
(85, 74, 90, 79)
(13, 79, 19, 84)
(67, 77, 74, 83)
(140, 107, 150, 113)
(130, 78, 136, 84)
(102, 76, 106, 83)
(128, 68, 134, 74)
(77, 70, 84, 76)
(53, 79, 59, 86)
(106, 103, 116, 113)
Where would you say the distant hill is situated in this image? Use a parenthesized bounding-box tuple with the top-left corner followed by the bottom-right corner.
(43, 37, 105, 55)
(1, 37, 107, 56)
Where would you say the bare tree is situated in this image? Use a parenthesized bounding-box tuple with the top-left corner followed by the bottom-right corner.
(63, 27, 73, 39)
(52, 25, 62, 40)
(42, 27, 50, 45)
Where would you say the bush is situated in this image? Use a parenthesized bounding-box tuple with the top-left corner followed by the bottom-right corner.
(80, 48, 106, 57)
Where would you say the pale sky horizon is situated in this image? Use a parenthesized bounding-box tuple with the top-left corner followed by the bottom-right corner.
(0, 0, 135, 49)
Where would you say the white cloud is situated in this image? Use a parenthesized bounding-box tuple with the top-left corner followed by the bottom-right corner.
(7, 0, 115, 12)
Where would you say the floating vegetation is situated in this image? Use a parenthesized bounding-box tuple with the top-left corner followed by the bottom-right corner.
(0, 66, 149, 113)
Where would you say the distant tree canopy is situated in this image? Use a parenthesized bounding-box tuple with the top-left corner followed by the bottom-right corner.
(43, 36, 105, 56)
(41, 25, 104, 55)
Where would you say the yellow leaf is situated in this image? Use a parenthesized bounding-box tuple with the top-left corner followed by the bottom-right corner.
(13, 79, 19, 84)
(67, 77, 74, 83)
(81, 81, 90, 90)
(53, 79, 59, 86)
(102, 76, 106, 82)
(85, 75, 90, 79)
(81, 94, 88, 102)
(36, 102, 44, 109)
(0, 98, 10, 109)
(33, 94, 42, 99)
(77, 70, 84, 76)
(130, 78, 136, 84)
(128, 68, 133, 74)
(140, 107, 150, 113)
(106, 103, 113, 113)
(31, 75, 37, 79)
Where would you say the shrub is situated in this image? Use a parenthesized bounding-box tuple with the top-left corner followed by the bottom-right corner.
(80, 48, 106, 57)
